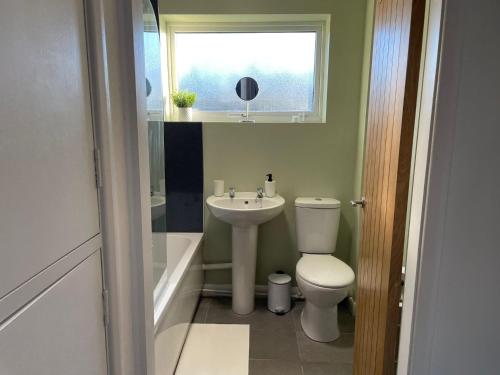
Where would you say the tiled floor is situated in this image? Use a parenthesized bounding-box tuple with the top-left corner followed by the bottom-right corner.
(193, 297, 355, 375)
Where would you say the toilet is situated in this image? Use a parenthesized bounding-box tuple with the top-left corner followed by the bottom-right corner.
(295, 197, 355, 342)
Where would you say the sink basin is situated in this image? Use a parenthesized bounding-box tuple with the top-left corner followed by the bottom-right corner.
(206, 192, 285, 226)
(151, 194, 166, 220)
(206, 192, 285, 315)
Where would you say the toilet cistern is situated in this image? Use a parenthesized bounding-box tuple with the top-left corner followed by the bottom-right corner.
(295, 197, 355, 342)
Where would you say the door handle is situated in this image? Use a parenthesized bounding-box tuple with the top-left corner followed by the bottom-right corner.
(350, 197, 366, 208)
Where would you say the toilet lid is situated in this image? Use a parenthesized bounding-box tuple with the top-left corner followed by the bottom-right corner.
(296, 255, 355, 289)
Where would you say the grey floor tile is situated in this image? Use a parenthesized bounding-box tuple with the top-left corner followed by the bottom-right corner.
(291, 301, 305, 332)
(204, 297, 253, 325)
(192, 306, 208, 323)
(206, 297, 294, 331)
(249, 359, 302, 375)
(292, 302, 355, 334)
(250, 329, 300, 360)
(197, 297, 213, 310)
(338, 306, 355, 334)
(192, 297, 213, 323)
(207, 296, 232, 309)
(195, 296, 355, 371)
(302, 362, 353, 375)
(296, 331, 354, 364)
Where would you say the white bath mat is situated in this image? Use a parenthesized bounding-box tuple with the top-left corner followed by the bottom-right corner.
(175, 324, 249, 375)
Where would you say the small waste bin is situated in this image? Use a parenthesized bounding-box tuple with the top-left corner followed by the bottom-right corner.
(267, 271, 291, 315)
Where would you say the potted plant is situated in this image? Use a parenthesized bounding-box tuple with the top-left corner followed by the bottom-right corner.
(171, 90, 197, 121)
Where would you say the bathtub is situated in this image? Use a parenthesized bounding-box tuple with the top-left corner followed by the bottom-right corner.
(153, 232, 204, 375)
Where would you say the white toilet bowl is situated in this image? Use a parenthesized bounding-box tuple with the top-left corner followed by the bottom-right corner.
(296, 254, 354, 342)
(294, 197, 355, 342)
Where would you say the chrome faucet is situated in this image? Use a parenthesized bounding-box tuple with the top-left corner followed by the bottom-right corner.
(229, 187, 236, 198)
(256, 187, 264, 199)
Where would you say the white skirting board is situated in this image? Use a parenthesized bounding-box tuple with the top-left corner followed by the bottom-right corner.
(201, 283, 304, 300)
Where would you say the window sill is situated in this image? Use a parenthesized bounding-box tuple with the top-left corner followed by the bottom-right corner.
(166, 119, 326, 125)
(165, 113, 326, 124)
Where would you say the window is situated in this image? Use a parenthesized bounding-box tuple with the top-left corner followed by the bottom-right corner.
(143, 20, 164, 121)
(161, 15, 330, 123)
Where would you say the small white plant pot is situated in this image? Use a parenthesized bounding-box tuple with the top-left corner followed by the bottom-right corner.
(178, 107, 193, 122)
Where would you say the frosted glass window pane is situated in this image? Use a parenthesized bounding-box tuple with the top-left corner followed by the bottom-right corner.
(144, 31, 164, 117)
(174, 32, 316, 112)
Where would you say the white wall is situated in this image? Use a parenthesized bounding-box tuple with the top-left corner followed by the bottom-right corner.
(406, 0, 500, 373)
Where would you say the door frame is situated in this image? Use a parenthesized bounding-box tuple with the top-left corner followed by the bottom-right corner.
(85, 0, 155, 374)
(396, 0, 443, 373)
(84, 0, 446, 373)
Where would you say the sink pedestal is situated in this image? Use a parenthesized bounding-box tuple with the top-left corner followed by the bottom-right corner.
(231, 225, 258, 315)
(206, 193, 285, 315)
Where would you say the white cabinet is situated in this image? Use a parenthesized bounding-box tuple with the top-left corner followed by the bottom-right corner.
(0, 0, 100, 298)
(0, 252, 107, 375)
(0, 0, 108, 372)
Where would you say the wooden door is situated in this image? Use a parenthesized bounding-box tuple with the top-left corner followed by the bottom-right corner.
(353, 0, 425, 374)
(0, 0, 107, 373)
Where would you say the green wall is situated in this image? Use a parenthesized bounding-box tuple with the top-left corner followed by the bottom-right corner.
(160, 0, 369, 286)
(350, 0, 375, 279)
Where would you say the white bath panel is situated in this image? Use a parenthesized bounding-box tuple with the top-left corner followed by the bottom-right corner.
(175, 324, 249, 375)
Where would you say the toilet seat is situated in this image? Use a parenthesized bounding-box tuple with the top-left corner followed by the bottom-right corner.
(296, 255, 354, 289)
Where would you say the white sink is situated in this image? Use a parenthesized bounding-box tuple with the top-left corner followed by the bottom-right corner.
(151, 195, 166, 220)
(206, 192, 285, 226)
(206, 192, 285, 315)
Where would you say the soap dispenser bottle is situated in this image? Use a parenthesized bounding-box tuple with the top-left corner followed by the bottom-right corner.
(265, 174, 276, 198)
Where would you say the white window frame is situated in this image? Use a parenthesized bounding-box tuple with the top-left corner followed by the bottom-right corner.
(159, 14, 331, 123)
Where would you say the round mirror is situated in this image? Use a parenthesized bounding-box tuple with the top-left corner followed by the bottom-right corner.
(235, 77, 259, 101)
(146, 78, 152, 97)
